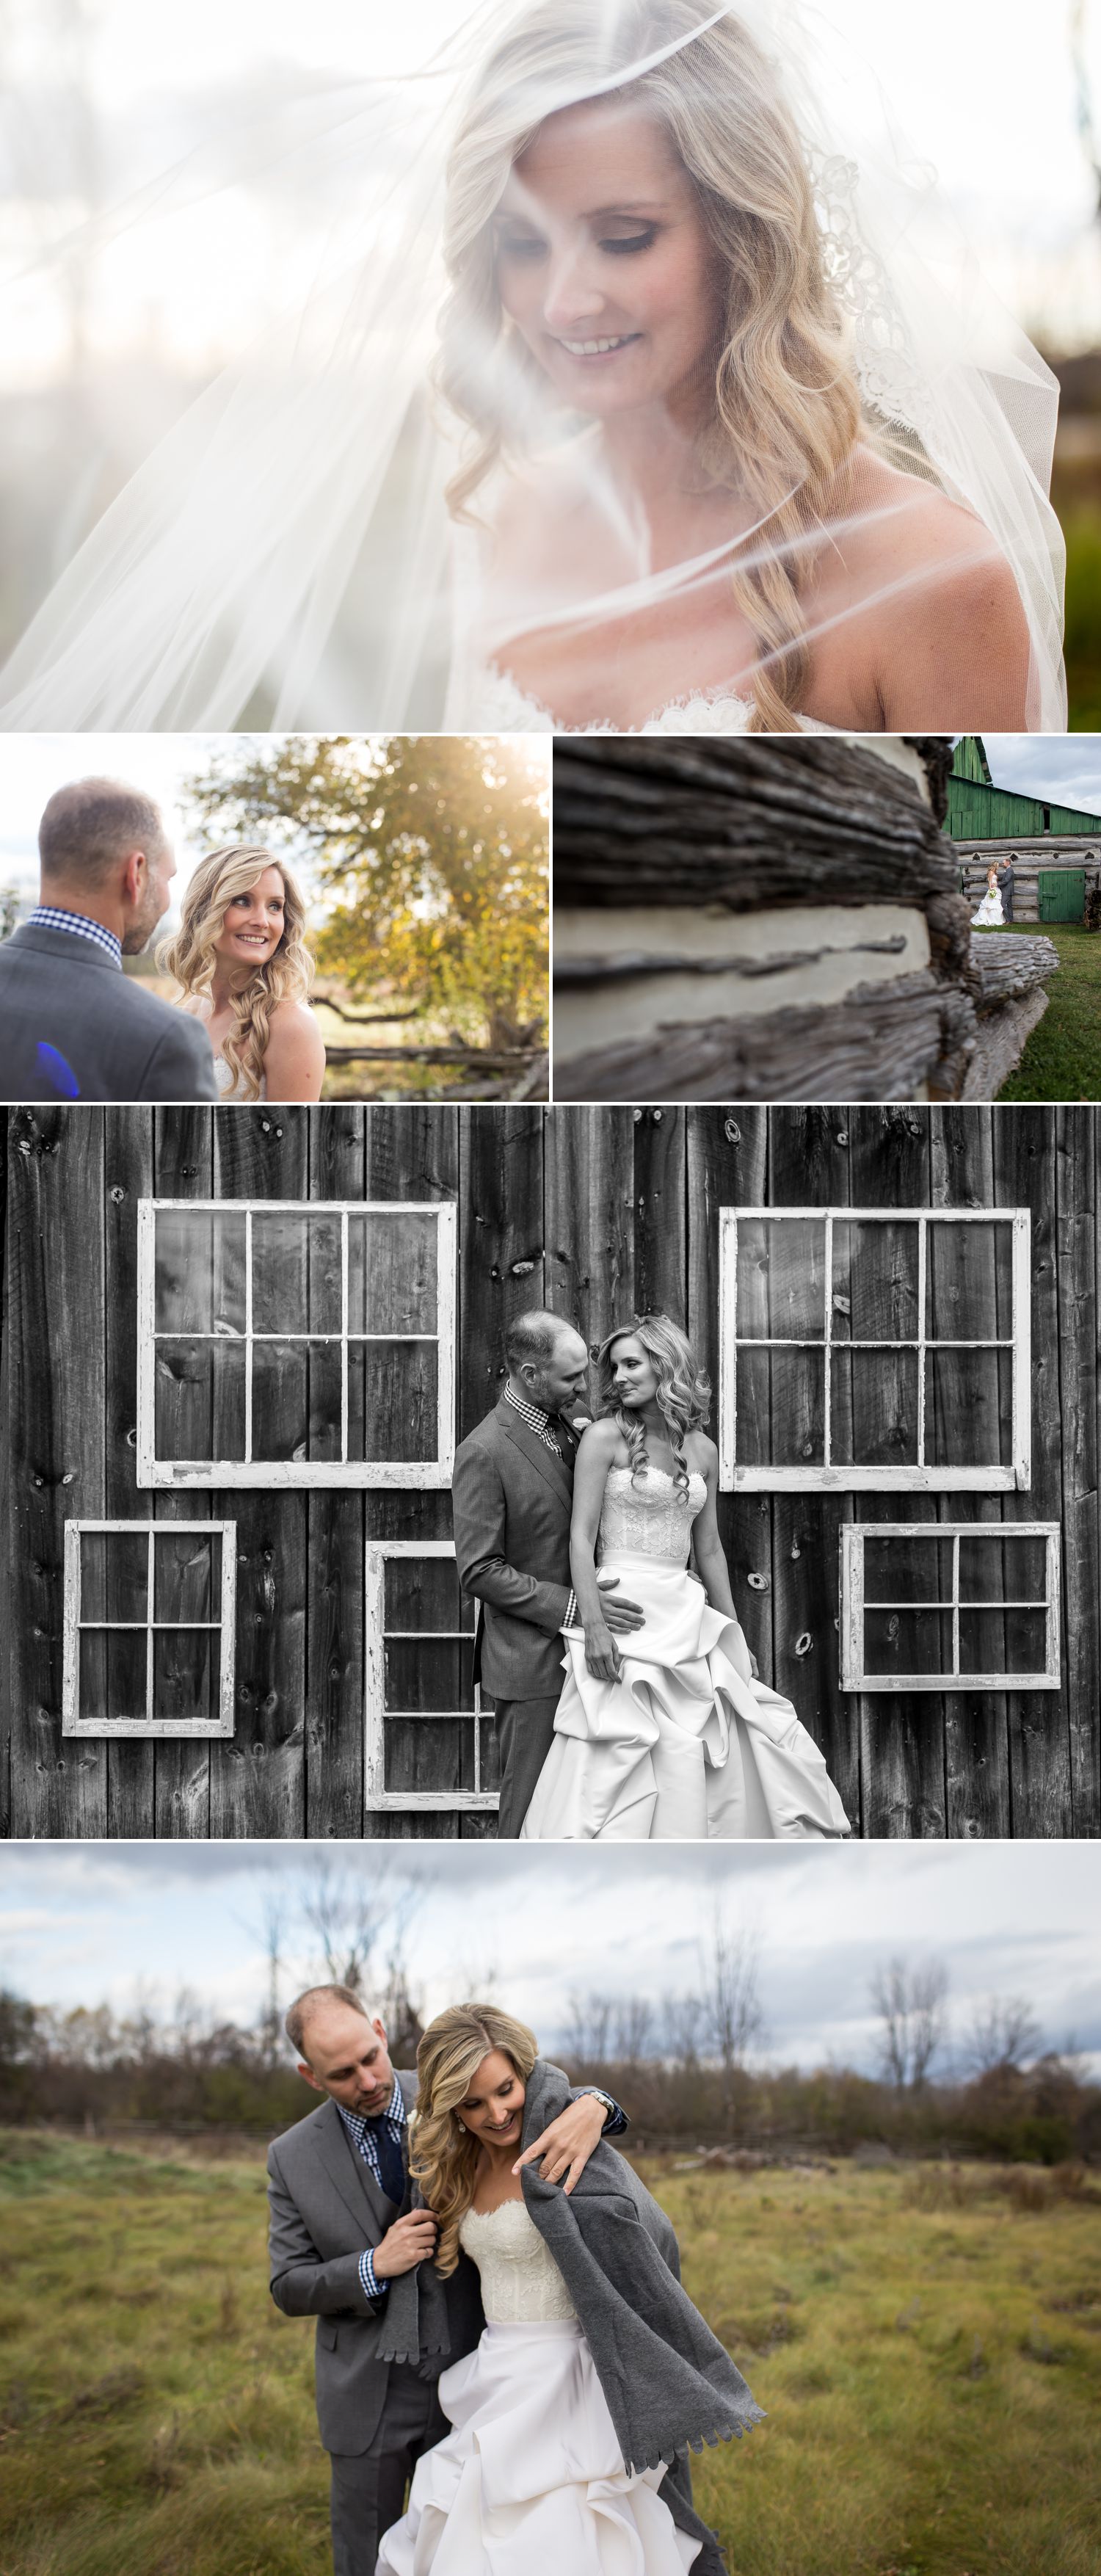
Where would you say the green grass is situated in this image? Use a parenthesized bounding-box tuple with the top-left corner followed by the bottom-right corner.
(1061, 503, 1101, 733)
(981, 923, 1101, 1102)
(1, 2131, 1099, 2576)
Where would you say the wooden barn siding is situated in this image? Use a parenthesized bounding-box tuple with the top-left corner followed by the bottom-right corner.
(1, 1104, 1097, 1842)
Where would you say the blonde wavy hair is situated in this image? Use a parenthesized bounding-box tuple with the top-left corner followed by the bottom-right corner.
(597, 1311, 711, 1497)
(438, 0, 863, 729)
(409, 2003, 539, 2277)
(158, 845, 314, 1101)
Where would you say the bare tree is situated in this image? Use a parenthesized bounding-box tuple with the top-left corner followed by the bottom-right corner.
(871, 1956, 950, 2090)
(964, 1995, 1042, 2076)
(298, 1853, 420, 1998)
(612, 1996, 656, 2068)
(564, 1991, 614, 2068)
(700, 1911, 764, 2125)
(658, 1988, 706, 2073)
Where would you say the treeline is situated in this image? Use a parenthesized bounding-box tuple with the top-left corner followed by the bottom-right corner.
(1, 1989, 1097, 2167)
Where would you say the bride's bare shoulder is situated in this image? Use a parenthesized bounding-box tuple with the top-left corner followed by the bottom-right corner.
(577, 1417, 621, 1456)
(819, 446, 1031, 725)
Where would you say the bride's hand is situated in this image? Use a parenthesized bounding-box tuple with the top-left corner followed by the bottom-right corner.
(584, 1622, 622, 1685)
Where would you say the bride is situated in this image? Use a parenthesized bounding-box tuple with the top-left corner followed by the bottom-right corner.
(0, 1, 1066, 733)
(970, 865, 1005, 929)
(521, 1312, 850, 1841)
(376, 2003, 761, 2575)
(159, 846, 325, 1102)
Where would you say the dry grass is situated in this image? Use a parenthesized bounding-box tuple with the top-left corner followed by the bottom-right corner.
(1, 2132, 1099, 2576)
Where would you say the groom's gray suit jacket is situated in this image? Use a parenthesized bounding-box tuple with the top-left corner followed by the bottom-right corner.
(451, 1395, 576, 1699)
(0, 922, 218, 1103)
(268, 2077, 425, 2456)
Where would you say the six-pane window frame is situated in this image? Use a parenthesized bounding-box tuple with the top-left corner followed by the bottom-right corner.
(136, 1198, 457, 1490)
(62, 1517, 237, 1736)
(718, 1205, 1031, 1492)
(839, 1520, 1061, 1693)
(363, 1539, 494, 1817)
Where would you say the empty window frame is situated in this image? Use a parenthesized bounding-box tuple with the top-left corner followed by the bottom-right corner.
(364, 1542, 496, 1815)
(62, 1520, 236, 1735)
(840, 1522, 1060, 1691)
(718, 1207, 1031, 1491)
(137, 1200, 457, 1488)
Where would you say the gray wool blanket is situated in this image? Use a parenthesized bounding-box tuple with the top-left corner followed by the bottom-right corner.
(378, 2056, 763, 2576)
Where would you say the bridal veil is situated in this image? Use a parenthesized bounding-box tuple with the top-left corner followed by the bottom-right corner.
(0, 0, 1066, 730)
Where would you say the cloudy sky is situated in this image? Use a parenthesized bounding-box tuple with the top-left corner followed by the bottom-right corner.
(4, 1840, 1098, 2080)
(984, 735, 1101, 814)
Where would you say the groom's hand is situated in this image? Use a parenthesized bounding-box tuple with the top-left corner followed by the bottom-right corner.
(511, 2091, 607, 2196)
(596, 1575, 646, 1636)
(372, 2209, 439, 2279)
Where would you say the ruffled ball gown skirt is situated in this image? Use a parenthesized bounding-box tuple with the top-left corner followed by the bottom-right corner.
(520, 1469, 850, 1843)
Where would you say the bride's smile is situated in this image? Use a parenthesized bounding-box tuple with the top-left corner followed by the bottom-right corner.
(495, 101, 720, 431)
(216, 870, 288, 973)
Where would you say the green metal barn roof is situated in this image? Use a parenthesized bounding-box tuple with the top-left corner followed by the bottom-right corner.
(945, 738, 1101, 841)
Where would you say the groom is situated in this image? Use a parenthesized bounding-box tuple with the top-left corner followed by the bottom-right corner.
(0, 776, 218, 1102)
(451, 1309, 644, 1837)
(268, 1982, 625, 2576)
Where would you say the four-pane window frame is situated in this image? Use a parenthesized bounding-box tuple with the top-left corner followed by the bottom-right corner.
(62, 1517, 237, 1736)
(363, 1539, 495, 1817)
(136, 1198, 457, 1490)
(839, 1520, 1061, 1693)
(718, 1205, 1031, 1492)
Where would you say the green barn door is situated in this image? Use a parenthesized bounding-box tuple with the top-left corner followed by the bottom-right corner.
(1038, 868, 1085, 922)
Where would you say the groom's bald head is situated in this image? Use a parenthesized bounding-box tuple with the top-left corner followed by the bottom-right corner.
(504, 1309, 589, 1414)
(287, 1984, 396, 2113)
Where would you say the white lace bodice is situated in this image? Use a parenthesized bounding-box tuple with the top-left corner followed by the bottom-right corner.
(466, 661, 763, 736)
(459, 2199, 577, 2323)
(214, 1056, 266, 1100)
(597, 1465, 707, 1568)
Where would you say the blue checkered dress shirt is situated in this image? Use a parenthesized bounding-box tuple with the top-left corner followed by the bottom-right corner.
(338, 2080, 409, 2304)
(26, 906, 123, 969)
(339, 2077, 627, 2304)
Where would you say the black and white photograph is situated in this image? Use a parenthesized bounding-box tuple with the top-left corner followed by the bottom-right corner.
(1, 1101, 1097, 1845)
(2, 1, 1101, 2572)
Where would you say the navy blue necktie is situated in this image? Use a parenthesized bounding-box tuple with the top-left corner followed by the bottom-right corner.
(366, 2114, 406, 2208)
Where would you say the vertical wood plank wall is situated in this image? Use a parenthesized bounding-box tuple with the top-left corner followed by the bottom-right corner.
(1, 1103, 1097, 1841)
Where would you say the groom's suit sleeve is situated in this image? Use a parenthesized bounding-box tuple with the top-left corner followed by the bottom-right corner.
(267, 2140, 387, 2320)
(138, 1015, 219, 1103)
(452, 1437, 572, 1635)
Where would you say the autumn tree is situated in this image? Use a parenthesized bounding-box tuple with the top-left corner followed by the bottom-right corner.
(184, 733, 548, 1049)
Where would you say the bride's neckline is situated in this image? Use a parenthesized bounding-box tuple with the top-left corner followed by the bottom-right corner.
(606, 1462, 705, 1487)
(484, 657, 757, 737)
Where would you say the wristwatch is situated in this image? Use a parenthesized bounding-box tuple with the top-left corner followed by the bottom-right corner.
(586, 2087, 617, 2125)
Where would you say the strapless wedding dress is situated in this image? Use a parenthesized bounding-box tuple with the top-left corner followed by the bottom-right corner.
(970, 888, 1004, 927)
(520, 1467, 851, 1843)
(459, 660, 832, 736)
(377, 2199, 698, 2575)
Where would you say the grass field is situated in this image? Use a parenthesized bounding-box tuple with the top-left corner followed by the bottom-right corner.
(1, 2130, 1099, 2576)
(979, 923, 1101, 1103)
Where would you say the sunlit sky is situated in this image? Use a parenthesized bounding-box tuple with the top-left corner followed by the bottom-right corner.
(3, 1841, 1099, 2080)
(1, 0, 1100, 374)
(0, 732, 550, 915)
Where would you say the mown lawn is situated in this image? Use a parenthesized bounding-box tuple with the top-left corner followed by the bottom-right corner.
(0, 2130, 1099, 2576)
(982, 923, 1101, 1102)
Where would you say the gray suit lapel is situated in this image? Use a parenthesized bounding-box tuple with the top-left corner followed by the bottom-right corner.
(497, 1402, 574, 1508)
(314, 2097, 398, 2239)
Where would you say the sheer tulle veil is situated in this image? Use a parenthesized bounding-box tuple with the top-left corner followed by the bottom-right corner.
(0, 0, 1066, 730)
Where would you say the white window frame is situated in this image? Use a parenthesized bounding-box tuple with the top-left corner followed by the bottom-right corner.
(62, 1518, 236, 1736)
(718, 1206, 1031, 1492)
(840, 1521, 1060, 1693)
(363, 1540, 495, 1816)
(136, 1200, 457, 1489)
